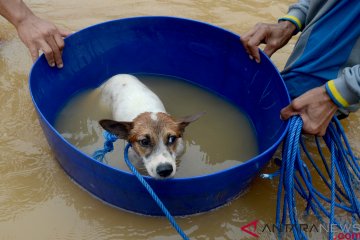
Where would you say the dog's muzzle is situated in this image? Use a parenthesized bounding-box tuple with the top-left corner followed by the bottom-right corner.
(156, 163, 173, 178)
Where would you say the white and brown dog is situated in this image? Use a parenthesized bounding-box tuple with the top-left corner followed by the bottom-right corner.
(98, 74, 203, 179)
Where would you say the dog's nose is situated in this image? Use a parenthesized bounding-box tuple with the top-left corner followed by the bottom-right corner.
(156, 163, 173, 178)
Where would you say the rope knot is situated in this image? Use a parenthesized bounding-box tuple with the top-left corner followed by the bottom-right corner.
(92, 131, 118, 162)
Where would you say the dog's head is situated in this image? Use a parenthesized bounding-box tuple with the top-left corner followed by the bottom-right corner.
(99, 112, 204, 179)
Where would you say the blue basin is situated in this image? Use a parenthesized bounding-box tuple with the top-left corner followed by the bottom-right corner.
(29, 16, 290, 216)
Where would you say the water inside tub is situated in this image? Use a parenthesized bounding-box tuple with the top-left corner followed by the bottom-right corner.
(55, 74, 259, 177)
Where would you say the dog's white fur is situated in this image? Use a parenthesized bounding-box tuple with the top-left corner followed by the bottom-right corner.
(98, 74, 202, 179)
(100, 74, 165, 122)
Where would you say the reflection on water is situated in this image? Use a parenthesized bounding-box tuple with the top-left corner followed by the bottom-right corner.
(0, 0, 359, 239)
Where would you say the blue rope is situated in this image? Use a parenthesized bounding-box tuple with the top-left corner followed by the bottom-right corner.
(93, 114, 359, 240)
(123, 143, 189, 240)
(329, 140, 336, 240)
(92, 132, 189, 240)
(92, 131, 118, 162)
(266, 115, 360, 240)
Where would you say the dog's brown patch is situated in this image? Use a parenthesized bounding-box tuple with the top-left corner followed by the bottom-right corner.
(128, 112, 182, 157)
(99, 111, 204, 161)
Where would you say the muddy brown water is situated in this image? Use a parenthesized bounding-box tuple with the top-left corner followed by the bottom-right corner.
(55, 74, 259, 177)
(0, 0, 359, 239)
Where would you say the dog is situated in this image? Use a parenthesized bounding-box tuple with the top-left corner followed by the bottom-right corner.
(98, 74, 203, 179)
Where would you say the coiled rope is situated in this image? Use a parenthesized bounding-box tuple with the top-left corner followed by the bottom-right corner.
(263, 116, 360, 240)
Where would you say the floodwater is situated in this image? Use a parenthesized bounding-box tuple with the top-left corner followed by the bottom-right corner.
(55, 75, 258, 177)
(0, 0, 359, 239)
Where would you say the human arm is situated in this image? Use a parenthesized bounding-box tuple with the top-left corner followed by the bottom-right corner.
(0, 0, 71, 67)
(240, 21, 296, 63)
(280, 86, 338, 136)
(240, 0, 310, 63)
(325, 65, 360, 109)
(281, 65, 360, 136)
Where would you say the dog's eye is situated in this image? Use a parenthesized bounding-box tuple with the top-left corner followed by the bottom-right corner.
(167, 135, 177, 145)
(139, 138, 151, 147)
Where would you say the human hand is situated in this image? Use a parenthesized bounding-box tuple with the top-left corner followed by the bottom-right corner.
(16, 15, 71, 68)
(240, 21, 296, 63)
(280, 86, 338, 136)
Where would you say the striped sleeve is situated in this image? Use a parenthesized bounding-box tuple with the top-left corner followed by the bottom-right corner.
(278, 15, 303, 33)
(278, 0, 309, 33)
(325, 66, 360, 108)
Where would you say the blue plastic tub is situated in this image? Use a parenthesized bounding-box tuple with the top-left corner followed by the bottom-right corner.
(29, 16, 290, 216)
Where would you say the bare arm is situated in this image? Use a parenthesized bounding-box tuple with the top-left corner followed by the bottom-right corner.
(240, 0, 310, 63)
(0, 0, 71, 67)
(280, 66, 360, 136)
(240, 21, 296, 63)
(280, 86, 338, 136)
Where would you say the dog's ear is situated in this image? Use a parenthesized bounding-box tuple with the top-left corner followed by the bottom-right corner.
(99, 119, 133, 139)
(176, 111, 205, 133)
